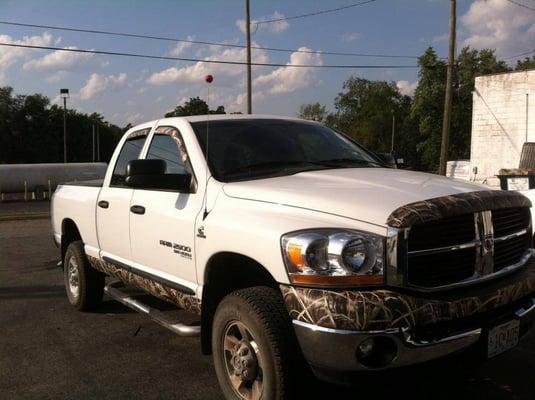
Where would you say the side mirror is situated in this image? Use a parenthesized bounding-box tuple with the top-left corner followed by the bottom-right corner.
(375, 152, 397, 168)
(125, 159, 192, 192)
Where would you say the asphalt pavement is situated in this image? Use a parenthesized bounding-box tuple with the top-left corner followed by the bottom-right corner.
(2, 218, 535, 399)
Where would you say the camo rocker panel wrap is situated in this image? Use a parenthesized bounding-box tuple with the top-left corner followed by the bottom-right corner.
(88, 256, 201, 315)
(280, 262, 535, 331)
(386, 190, 531, 228)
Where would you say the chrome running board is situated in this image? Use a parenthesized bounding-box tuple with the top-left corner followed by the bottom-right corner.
(104, 281, 200, 337)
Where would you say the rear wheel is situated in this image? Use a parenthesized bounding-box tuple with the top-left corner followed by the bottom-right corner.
(63, 240, 104, 311)
(212, 286, 300, 400)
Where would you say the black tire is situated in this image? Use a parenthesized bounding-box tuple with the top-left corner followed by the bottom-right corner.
(63, 240, 104, 311)
(212, 286, 301, 400)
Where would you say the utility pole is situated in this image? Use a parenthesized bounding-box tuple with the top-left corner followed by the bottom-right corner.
(60, 88, 69, 163)
(245, 0, 252, 114)
(439, 0, 456, 176)
(391, 113, 396, 154)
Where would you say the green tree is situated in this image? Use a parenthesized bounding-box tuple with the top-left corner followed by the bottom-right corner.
(298, 102, 328, 122)
(327, 77, 408, 152)
(0, 87, 123, 164)
(165, 97, 226, 117)
(410, 48, 447, 171)
(515, 53, 535, 71)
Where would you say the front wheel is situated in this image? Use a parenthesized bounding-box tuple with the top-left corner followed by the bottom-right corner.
(212, 286, 301, 400)
(63, 240, 104, 311)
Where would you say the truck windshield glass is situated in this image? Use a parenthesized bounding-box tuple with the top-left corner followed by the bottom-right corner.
(192, 119, 381, 182)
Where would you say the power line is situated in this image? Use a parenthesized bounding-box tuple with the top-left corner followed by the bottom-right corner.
(504, 49, 535, 60)
(254, 0, 378, 25)
(505, 0, 535, 11)
(0, 42, 419, 69)
(0, 19, 417, 59)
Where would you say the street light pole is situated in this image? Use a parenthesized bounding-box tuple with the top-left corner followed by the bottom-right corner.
(391, 113, 396, 154)
(245, 0, 252, 114)
(60, 88, 69, 163)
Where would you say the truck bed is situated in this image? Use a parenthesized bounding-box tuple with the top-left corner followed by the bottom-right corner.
(61, 179, 103, 188)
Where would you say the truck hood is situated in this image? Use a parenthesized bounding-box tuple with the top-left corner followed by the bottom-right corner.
(222, 168, 490, 226)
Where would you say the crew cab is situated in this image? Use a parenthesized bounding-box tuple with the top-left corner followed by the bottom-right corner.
(51, 115, 535, 400)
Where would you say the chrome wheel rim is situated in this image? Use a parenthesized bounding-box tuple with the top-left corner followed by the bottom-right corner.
(223, 321, 263, 400)
(67, 256, 80, 300)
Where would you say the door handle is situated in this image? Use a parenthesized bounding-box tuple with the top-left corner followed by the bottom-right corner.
(98, 200, 109, 209)
(130, 205, 145, 215)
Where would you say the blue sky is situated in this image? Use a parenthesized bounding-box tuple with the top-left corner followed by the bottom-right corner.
(0, 0, 533, 126)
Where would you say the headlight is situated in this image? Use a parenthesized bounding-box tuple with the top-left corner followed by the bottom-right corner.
(281, 229, 384, 286)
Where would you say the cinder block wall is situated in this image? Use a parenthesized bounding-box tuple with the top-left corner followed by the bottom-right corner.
(470, 70, 535, 184)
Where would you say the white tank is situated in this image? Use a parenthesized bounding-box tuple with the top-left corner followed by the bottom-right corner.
(0, 163, 107, 193)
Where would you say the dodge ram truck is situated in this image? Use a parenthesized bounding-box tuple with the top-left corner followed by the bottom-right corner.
(52, 115, 535, 400)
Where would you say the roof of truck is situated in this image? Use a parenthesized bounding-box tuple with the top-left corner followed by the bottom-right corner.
(137, 114, 315, 126)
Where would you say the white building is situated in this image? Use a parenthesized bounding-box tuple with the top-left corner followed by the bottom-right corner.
(469, 69, 535, 185)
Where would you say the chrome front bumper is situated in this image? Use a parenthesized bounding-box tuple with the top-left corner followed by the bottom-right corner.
(293, 297, 535, 373)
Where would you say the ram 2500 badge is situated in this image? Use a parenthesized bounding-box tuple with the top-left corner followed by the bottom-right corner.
(52, 115, 535, 400)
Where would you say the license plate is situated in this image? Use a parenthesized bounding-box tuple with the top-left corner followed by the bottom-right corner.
(487, 319, 520, 358)
(508, 177, 529, 191)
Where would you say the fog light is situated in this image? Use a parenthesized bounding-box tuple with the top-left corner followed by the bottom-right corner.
(356, 338, 375, 358)
(355, 336, 398, 369)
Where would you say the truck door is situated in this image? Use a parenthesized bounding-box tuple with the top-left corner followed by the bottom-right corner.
(128, 125, 203, 290)
(96, 128, 150, 263)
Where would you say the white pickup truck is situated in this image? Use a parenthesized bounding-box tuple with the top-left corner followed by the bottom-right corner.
(52, 115, 535, 400)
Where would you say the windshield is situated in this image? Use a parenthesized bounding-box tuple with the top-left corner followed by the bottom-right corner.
(191, 119, 381, 182)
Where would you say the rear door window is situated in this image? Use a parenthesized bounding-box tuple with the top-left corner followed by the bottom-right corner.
(145, 126, 192, 175)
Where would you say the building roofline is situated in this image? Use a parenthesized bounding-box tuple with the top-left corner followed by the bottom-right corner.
(475, 68, 535, 80)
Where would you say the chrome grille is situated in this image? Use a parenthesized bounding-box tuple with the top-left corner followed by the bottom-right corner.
(492, 208, 530, 237)
(494, 233, 530, 271)
(404, 207, 532, 290)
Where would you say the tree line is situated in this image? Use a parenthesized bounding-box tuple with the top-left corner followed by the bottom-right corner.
(299, 47, 535, 171)
(0, 87, 124, 164)
(0, 46, 533, 168)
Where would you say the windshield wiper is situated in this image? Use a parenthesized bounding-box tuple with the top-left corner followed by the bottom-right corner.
(311, 158, 381, 167)
(224, 160, 320, 176)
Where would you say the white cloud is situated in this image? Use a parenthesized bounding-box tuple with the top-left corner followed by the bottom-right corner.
(432, 33, 448, 43)
(0, 32, 53, 69)
(147, 45, 268, 86)
(79, 73, 128, 100)
(461, 0, 535, 57)
(45, 70, 68, 83)
(23, 46, 93, 71)
(169, 36, 194, 56)
(124, 112, 144, 124)
(253, 47, 322, 94)
(236, 11, 289, 34)
(341, 32, 361, 42)
(396, 80, 418, 96)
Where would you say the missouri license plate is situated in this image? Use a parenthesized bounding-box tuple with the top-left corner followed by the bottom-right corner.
(487, 319, 520, 358)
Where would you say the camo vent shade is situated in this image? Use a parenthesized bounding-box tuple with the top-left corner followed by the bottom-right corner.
(387, 190, 531, 229)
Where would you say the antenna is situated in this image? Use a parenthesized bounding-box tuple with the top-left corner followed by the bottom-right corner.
(202, 74, 214, 220)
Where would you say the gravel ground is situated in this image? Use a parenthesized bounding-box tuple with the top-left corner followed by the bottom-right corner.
(1, 218, 535, 399)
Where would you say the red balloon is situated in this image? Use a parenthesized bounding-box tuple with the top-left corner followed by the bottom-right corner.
(205, 74, 214, 83)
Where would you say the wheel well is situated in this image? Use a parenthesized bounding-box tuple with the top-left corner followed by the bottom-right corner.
(61, 219, 82, 263)
(200, 252, 279, 355)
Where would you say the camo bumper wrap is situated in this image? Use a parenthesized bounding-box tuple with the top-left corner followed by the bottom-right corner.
(88, 256, 201, 315)
(386, 190, 531, 228)
(280, 260, 535, 331)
